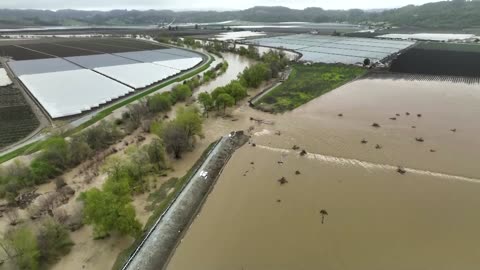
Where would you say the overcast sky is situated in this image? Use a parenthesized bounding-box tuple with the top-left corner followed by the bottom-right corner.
(0, 0, 441, 11)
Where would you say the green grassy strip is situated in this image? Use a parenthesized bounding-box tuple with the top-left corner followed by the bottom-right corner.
(112, 140, 219, 270)
(0, 57, 213, 164)
(254, 63, 367, 113)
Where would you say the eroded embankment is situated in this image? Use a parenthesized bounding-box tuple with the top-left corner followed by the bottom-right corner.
(124, 131, 249, 270)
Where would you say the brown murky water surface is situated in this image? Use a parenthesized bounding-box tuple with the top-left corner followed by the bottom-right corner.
(167, 77, 480, 270)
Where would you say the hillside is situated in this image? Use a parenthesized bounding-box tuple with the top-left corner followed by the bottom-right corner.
(0, 1, 480, 29)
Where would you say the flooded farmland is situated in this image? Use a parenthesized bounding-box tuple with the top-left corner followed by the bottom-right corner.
(166, 76, 480, 270)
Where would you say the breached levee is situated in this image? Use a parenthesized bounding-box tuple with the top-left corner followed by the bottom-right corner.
(256, 145, 480, 184)
(123, 131, 249, 270)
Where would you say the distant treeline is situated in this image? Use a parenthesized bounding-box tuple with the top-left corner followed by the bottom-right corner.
(1, 1, 480, 29)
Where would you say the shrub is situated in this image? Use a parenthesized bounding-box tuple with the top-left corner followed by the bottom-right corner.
(147, 93, 172, 113)
(37, 220, 74, 265)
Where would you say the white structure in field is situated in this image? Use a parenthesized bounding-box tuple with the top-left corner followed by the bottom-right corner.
(154, 57, 203, 71)
(214, 31, 266, 41)
(0, 68, 12, 86)
(8, 47, 203, 118)
(248, 34, 415, 64)
(19, 69, 134, 118)
(95, 63, 179, 89)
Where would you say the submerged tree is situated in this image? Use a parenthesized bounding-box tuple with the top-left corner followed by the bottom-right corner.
(198, 92, 214, 117)
(215, 93, 235, 115)
(320, 209, 328, 224)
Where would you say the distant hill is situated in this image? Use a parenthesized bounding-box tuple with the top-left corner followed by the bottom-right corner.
(0, 1, 480, 29)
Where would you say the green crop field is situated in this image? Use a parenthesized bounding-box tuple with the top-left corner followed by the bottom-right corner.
(0, 85, 39, 149)
(255, 63, 366, 113)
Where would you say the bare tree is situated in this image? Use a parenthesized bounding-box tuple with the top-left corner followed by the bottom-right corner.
(5, 208, 20, 226)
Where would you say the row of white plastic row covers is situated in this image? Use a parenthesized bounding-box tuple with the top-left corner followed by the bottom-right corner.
(16, 56, 202, 118)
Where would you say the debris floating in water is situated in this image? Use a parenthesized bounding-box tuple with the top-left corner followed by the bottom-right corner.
(396, 113, 400, 116)
(300, 150, 308, 156)
(361, 139, 368, 144)
(375, 144, 382, 149)
(406, 112, 410, 116)
(415, 137, 424, 142)
(389, 117, 397, 120)
(417, 114, 422, 117)
(338, 113, 343, 117)
(252, 143, 256, 147)
(450, 128, 457, 132)
(397, 167, 407, 175)
(372, 123, 381, 128)
(412, 126, 416, 129)
(295, 170, 301, 175)
(278, 177, 288, 185)
(430, 149, 437, 153)
(277, 199, 282, 203)
(292, 145, 300, 150)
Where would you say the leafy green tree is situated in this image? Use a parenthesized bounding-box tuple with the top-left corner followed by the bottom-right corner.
(67, 135, 92, 166)
(150, 120, 164, 138)
(227, 81, 248, 104)
(241, 63, 271, 88)
(162, 122, 189, 159)
(211, 86, 226, 100)
(148, 93, 172, 113)
(83, 121, 120, 151)
(146, 138, 168, 171)
(37, 220, 73, 265)
(198, 92, 214, 117)
(215, 93, 235, 115)
(81, 186, 141, 238)
(363, 58, 371, 66)
(171, 84, 192, 102)
(5, 226, 40, 270)
(175, 106, 203, 142)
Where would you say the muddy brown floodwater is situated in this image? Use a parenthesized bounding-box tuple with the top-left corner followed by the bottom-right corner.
(193, 52, 255, 97)
(167, 76, 480, 270)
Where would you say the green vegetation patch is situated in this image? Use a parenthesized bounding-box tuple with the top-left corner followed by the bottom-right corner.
(255, 63, 366, 113)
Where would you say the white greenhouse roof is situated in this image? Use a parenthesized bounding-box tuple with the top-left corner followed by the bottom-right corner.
(8, 58, 83, 76)
(65, 54, 139, 69)
(0, 68, 12, 86)
(19, 69, 133, 118)
(94, 63, 180, 89)
(154, 57, 202, 71)
(248, 34, 415, 64)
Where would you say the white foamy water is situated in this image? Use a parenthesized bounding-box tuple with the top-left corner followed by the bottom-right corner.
(257, 145, 480, 184)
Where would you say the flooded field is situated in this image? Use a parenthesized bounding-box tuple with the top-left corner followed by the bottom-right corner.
(167, 77, 480, 269)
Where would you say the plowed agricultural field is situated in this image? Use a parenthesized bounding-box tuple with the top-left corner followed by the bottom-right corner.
(0, 84, 39, 148)
(19, 43, 102, 57)
(0, 45, 53, 60)
(390, 42, 480, 77)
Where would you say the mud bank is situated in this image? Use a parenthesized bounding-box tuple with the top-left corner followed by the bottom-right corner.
(124, 131, 249, 270)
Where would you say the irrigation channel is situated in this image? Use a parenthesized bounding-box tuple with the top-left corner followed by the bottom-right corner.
(123, 131, 249, 270)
